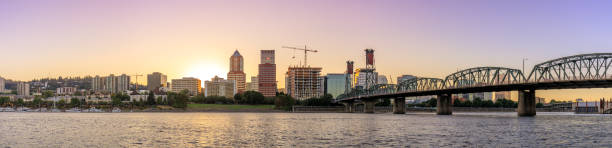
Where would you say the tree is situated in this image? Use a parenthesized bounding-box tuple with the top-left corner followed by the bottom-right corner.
(70, 98, 81, 108)
(0, 97, 9, 106)
(536, 103, 544, 108)
(57, 99, 66, 109)
(172, 90, 189, 108)
(17, 98, 24, 106)
(33, 97, 43, 108)
(42, 90, 54, 98)
(234, 93, 243, 104)
(156, 96, 163, 105)
(242, 91, 265, 104)
(274, 93, 295, 110)
(147, 92, 156, 105)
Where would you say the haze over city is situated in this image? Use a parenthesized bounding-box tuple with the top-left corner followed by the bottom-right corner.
(2, 0, 612, 101)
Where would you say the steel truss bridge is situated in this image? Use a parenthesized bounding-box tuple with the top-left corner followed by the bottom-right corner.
(337, 53, 612, 116)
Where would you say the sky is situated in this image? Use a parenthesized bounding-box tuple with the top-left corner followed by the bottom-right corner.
(1, 0, 612, 101)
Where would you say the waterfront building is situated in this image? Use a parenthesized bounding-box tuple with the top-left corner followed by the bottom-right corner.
(285, 66, 323, 100)
(494, 91, 511, 100)
(227, 50, 246, 93)
(397, 75, 417, 83)
(56, 87, 77, 95)
(147, 72, 167, 92)
(325, 73, 347, 98)
(171, 77, 201, 96)
(258, 50, 277, 97)
(204, 76, 236, 98)
(377, 75, 388, 84)
(17, 82, 30, 96)
(246, 76, 258, 91)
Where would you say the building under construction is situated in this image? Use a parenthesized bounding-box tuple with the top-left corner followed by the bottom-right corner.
(285, 66, 323, 100)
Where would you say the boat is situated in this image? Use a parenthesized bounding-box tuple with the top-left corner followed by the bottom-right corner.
(51, 108, 61, 112)
(65, 107, 81, 112)
(87, 107, 103, 113)
(112, 107, 121, 113)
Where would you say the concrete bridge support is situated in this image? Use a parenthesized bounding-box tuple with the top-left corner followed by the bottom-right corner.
(437, 93, 452, 115)
(393, 97, 406, 114)
(343, 102, 355, 113)
(363, 100, 377, 113)
(518, 89, 536, 116)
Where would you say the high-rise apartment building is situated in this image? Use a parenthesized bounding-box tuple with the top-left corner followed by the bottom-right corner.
(246, 76, 258, 91)
(204, 76, 236, 98)
(258, 50, 277, 97)
(0, 76, 5, 93)
(91, 74, 130, 94)
(147, 72, 167, 92)
(56, 87, 77, 95)
(17, 82, 30, 96)
(171, 77, 201, 96)
(227, 50, 246, 93)
(285, 66, 323, 100)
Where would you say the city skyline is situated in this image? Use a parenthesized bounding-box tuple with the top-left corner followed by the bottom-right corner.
(2, 0, 612, 101)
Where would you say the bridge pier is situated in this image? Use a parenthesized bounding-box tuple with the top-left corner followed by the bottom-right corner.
(393, 97, 406, 114)
(363, 100, 377, 113)
(342, 102, 355, 113)
(518, 89, 536, 116)
(437, 93, 452, 115)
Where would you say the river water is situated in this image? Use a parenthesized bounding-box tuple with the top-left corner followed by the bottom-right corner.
(0, 112, 611, 147)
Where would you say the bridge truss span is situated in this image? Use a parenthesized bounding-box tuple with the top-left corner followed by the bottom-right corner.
(443, 67, 527, 89)
(528, 53, 612, 83)
(397, 77, 444, 92)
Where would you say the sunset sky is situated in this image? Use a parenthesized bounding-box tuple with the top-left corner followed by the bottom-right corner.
(1, 0, 612, 101)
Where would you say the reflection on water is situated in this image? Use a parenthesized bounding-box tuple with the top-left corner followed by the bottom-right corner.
(0, 112, 611, 147)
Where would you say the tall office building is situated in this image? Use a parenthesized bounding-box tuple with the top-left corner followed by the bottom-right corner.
(285, 66, 323, 100)
(171, 77, 201, 96)
(227, 50, 246, 93)
(258, 50, 277, 97)
(17, 82, 30, 96)
(204, 76, 236, 98)
(324, 74, 347, 98)
(0, 76, 5, 93)
(246, 76, 258, 91)
(147, 72, 167, 92)
(356, 71, 377, 89)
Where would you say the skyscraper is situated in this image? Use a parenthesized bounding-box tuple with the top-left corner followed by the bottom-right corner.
(324, 74, 347, 98)
(286, 66, 323, 100)
(246, 76, 258, 91)
(258, 50, 277, 97)
(227, 50, 246, 93)
(147, 72, 167, 92)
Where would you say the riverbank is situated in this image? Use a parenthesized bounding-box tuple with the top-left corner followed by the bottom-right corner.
(0, 104, 284, 113)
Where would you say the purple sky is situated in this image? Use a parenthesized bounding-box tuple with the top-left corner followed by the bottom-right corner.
(1, 0, 612, 100)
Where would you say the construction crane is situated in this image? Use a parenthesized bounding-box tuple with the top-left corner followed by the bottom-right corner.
(131, 74, 143, 90)
(282, 45, 318, 66)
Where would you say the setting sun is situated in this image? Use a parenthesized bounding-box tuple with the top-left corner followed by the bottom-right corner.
(185, 62, 227, 82)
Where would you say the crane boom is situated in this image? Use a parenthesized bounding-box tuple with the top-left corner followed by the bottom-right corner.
(282, 45, 318, 66)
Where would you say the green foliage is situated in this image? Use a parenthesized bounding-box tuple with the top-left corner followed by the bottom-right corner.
(70, 98, 81, 107)
(241, 91, 266, 105)
(536, 103, 544, 108)
(156, 97, 164, 105)
(171, 90, 189, 108)
(147, 92, 156, 105)
(0, 97, 10, 106)
(33, 97, 43, 106)
(57, 99, 66, 109)
(42, 90, 54, 98)
(453, 98, 517, 108)
(111, 93, 130, 106)
(190, 94, 234, 104)
(274, 93, 295, 110)
(301, 94, 335, 106)
(17, 98, 24, 106)
(74, 91, 83, 96)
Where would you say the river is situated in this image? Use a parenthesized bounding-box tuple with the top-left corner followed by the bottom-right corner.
(0, 112, 611, 147)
